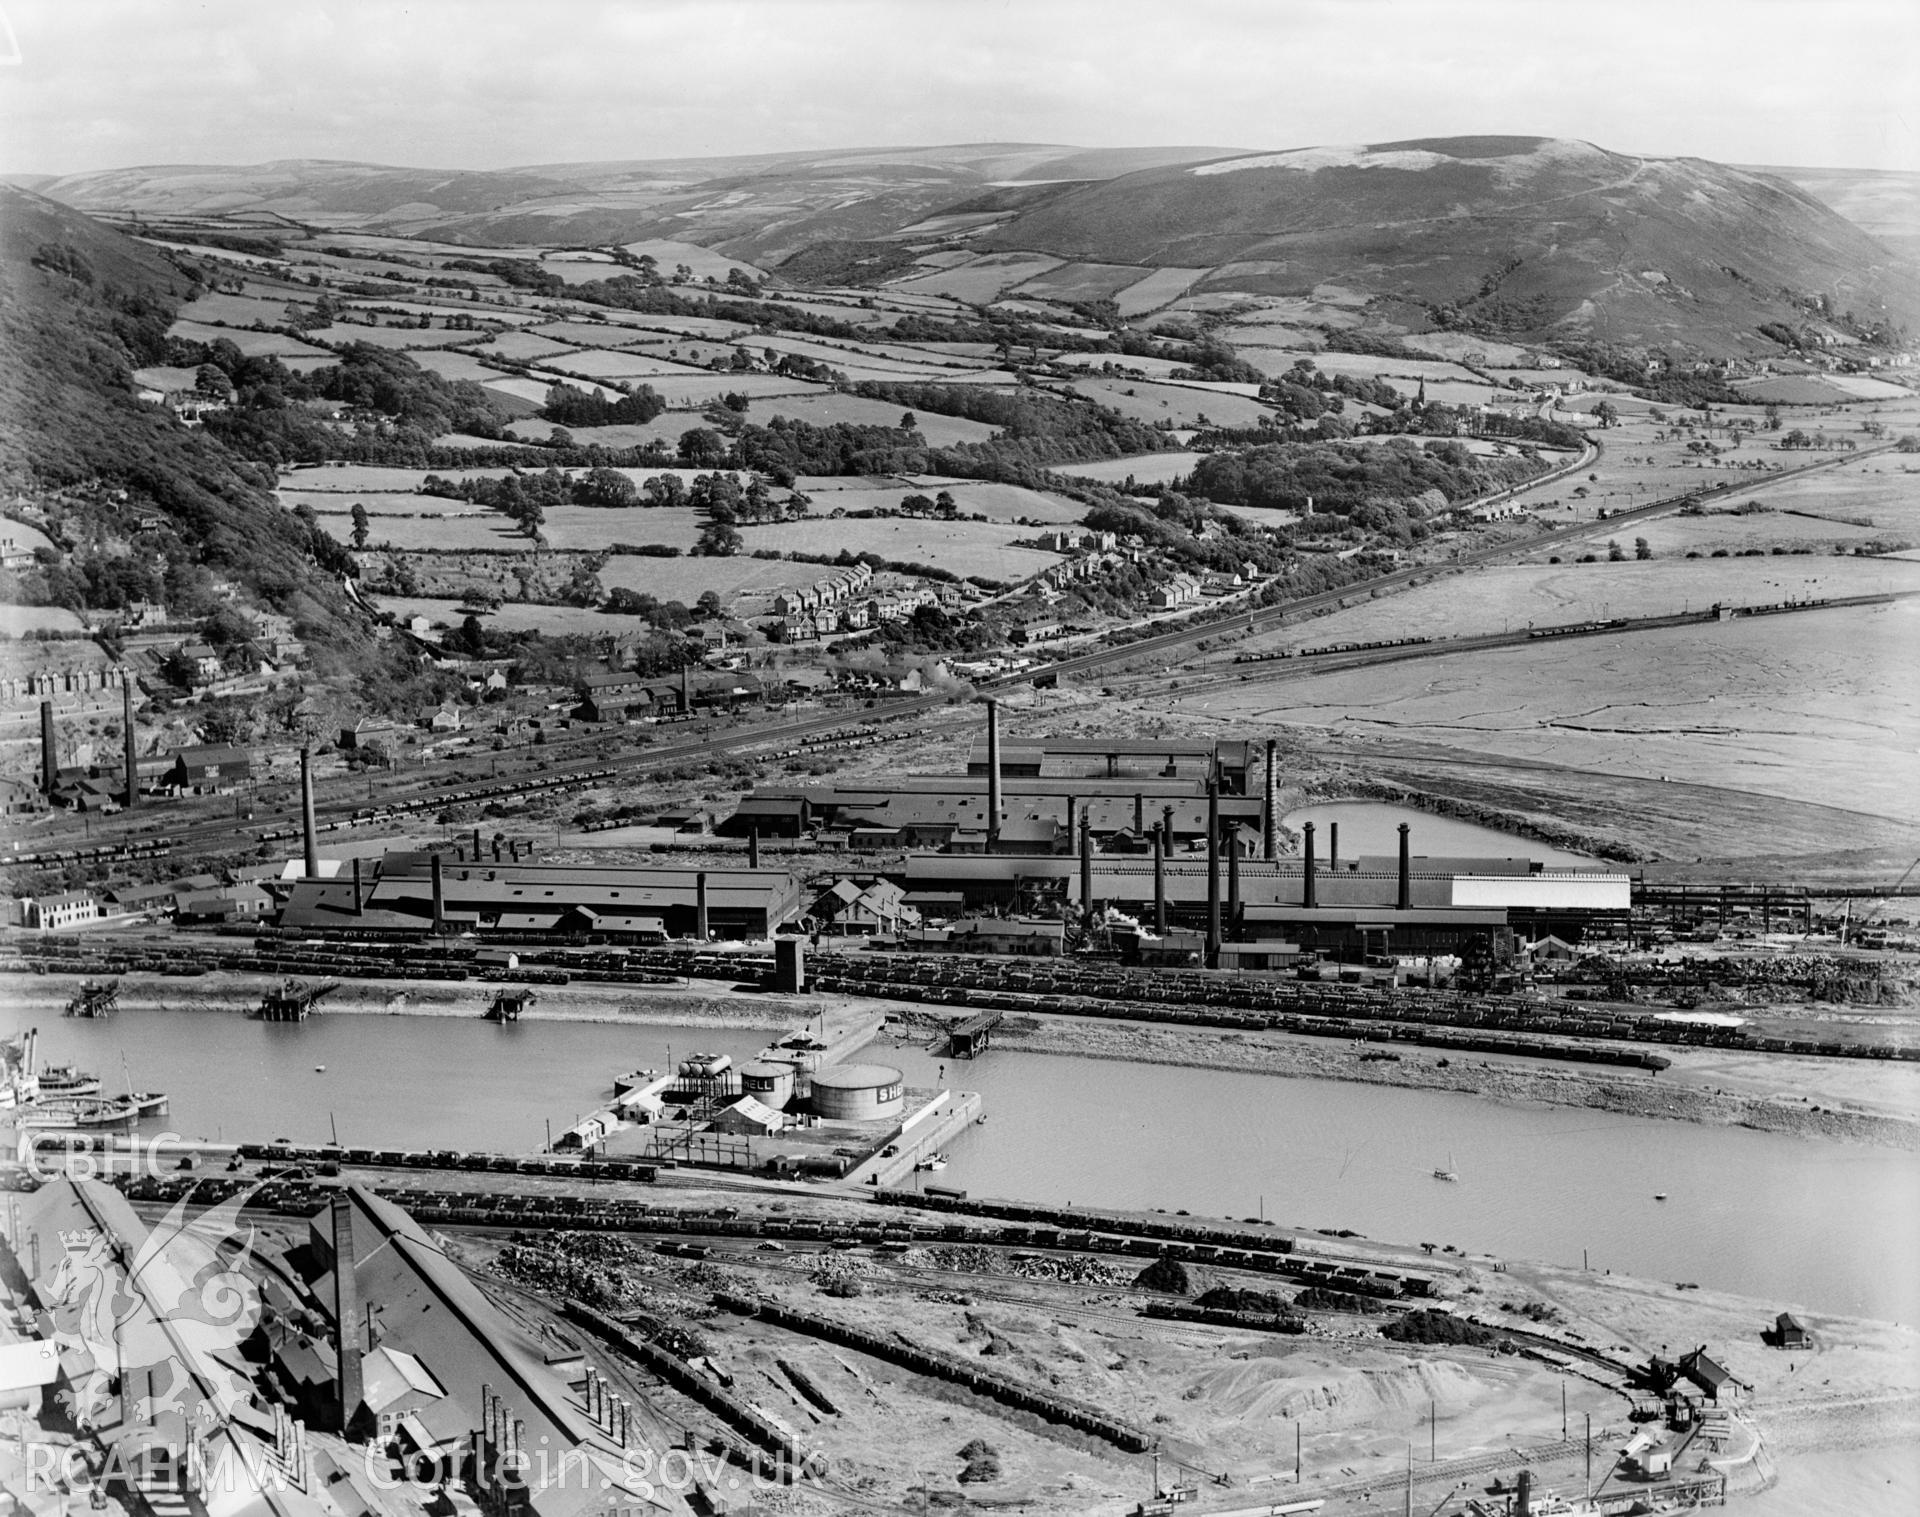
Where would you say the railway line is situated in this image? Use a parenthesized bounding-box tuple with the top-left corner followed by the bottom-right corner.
(10, 441, 1883, 881)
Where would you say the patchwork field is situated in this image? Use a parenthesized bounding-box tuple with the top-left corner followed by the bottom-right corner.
(1178, 597, 1920, 827)
(1011, 261, 1151, 303)
(888, 479, 1087, 522)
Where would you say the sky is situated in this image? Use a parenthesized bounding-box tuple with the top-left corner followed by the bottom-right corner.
(0, 0, 1917, 177)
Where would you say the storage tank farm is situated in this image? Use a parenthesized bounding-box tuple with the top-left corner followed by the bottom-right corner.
(807, 1063, 906, 1121)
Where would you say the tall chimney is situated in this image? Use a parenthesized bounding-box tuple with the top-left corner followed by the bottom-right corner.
(695, 870, 709, 940)
(482, 1384, 494, 1449)
(1226, 829, 1241, 932)
(1515, 1469, 1532, 1517)
(747, 824, 760, 869)
(1152, 824, 1167, 934)
(1397, 822, 1412, 911)
(492, 834, 502, 863)
(680, 661, 690, 713)
(472, 826, 482, 862)
(330, 1194, 362, 1434)
(39, 700, 55, 795)
(1205, 777, 1221, 968)
(122, 676, 137, 809)
(1133, 791, 1143, 835)
(1302, 820, 1316, 910)
(1065, 795, 1075, 849)
(351, 857, 364, 916)
(985, 699, 1001, 847)
(1079, 813, 1094, 925)
(1263, 738, 1278, 860)
(1329, 821, 1339, 872)
(300, 746, 319, 879)
(430, 852, 445, 931)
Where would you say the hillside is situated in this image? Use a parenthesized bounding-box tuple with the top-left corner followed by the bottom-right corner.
(31, 143, 1244, 259)
(1746, 163, 1920, 262)
(973, 137, 1920, 350)
(0, 186, 391, 683)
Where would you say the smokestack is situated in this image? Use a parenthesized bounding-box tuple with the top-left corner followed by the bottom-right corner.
(472, 826, 482, 862)
(39, 701, 55, 795)
(1065, 795, 1075, 848)
(1134, 791, 1143, 835)
(680, 661, 690, 713)
(1397, 822, 1411, 911)
(1263, 738, 1278, 860)
(747, 824, 759, 869)
(1302, 820, 1316, 910)
(1515, 1469, 1532, 1517)
(985, 699, 1001, 846)
(482, 1384, 494, 1448)
(300, 746, 318, 879)
(352, 857, 364, 916)
(430, 852, 445, 931)
(1079, 812, 1094, 925)
(695, 870, 709, 940)
(1227, 829, 1240, 932)
(1206, 776, 1220, 968)
(122, 676, 137, 809)
(1152, 824, 1166, 935)
(1329, 821, 1338, 872)
(330, 1194, 362, 1434)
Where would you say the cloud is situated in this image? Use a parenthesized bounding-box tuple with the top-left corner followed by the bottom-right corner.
(0, 0, 1914, 174)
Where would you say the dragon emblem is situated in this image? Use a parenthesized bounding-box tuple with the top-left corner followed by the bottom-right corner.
(44, 1183, 265, 1433)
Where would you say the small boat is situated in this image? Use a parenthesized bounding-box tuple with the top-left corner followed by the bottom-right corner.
(914, 1154, 948, 1172)
(314, 1066, 327, 1074)
(37, 1064, 103, 1098)
(1433, 1149, 1459, 1182)
(1654, 1192, 1669, 1201)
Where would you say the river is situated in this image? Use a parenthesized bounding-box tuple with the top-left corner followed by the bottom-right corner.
(1281, 801, 1597, 868)
(9, 1007, 1916, 1325)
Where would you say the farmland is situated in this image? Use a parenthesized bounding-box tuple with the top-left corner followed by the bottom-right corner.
(1180, 597, 1920, 831)
(741, 517, 1063, 582)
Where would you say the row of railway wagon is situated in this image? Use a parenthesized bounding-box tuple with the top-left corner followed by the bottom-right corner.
(104, 1157, 1436, 1300)
(809, 951, 1915, 1062)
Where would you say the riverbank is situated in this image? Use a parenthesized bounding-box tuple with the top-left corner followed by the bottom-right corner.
(11, 971, 1916, 1149)
(990, 1014, 1920, 1151)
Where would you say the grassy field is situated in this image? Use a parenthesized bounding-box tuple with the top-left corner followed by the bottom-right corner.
(473, 331, 584, 364)
(617, 240, 772, 283)
(0, 604, 89, 636)
(1113, 266, 1208, 317)
(539, 348, 712, 379)
(408, 351, 506, 383)
(747, 391, 999, 445)
(743, 517, 1062, 581)
(1061, 375, 1271, 428)
(1178, 596, 1920, 827)
(892, 253, 1064, 303)
(1055, 450, 1208, 485)
(1231, 555, 1920, 650)
(502, 416, 694, 448)
(370, 595, 653, 638)
(888, 478, 1086, 522)
(306, 323, 479, 350)
(597, 553, 840, 605)
(167, 320, 330, 357)
(1012, 261, 1151, 303)
(482, 373, 624, 405)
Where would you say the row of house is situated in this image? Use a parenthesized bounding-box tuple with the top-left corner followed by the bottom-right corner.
(770, 561, 874, 618)
(573, 668, 766, 723)
(781, 587, 939, 641)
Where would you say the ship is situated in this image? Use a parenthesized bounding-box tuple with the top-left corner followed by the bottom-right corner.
(35, 1063, 103, 1098)
(65, 980, 119, 1018)
(1433, 1149, 1459, 1182)
(14, 1092, 170, 1131)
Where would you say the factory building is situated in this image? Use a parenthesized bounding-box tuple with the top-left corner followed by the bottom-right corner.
(278, 852, 802, 940)
(964, 736, 1253, 791)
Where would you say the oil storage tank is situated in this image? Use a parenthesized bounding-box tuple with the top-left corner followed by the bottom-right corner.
(808, 1063, 905, 1121)
(739, 1060, 797, 1111)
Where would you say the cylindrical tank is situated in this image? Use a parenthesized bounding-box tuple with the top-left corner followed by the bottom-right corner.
(807, 1062, 905, 1120)
(738, 1060, 796, 1111)
(677, 1052, 733, 1080)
